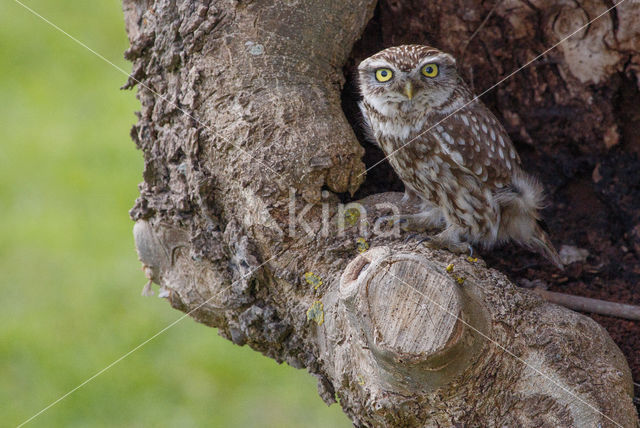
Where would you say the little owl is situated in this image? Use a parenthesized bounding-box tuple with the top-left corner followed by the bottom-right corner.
(358, 45, 563, 268)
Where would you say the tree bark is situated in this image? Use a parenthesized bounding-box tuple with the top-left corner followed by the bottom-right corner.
(123, 0, 639, 426)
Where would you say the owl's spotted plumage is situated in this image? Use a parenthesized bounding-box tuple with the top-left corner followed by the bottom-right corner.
(358, 45, 563, 268)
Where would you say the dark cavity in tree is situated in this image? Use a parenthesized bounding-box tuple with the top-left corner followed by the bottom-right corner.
(339, 0, 640, 393)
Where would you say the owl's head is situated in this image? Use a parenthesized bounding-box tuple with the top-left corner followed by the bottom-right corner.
(357, 45, 461, 116)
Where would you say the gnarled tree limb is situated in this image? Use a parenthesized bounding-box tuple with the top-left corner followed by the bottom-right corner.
(123, 0, 639, 426)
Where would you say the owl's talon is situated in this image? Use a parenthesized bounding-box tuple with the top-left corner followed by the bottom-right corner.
(423, 235, 469, 255)
(378, 215, 400, 226)
(404, 233, 419, 244)
(377, 215, 410, 232)
(417, 236, 432, 246)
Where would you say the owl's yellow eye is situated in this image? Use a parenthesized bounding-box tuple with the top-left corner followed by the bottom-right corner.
(421, 63, 439, 78)
(375, 68, 393, 82)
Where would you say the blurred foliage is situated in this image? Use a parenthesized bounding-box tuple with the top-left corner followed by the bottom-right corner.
(0, 1, 349, 426)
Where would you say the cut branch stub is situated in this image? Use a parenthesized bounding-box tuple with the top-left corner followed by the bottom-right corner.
(339, 247, 486, 393)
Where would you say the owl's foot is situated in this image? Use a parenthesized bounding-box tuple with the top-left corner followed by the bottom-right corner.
(377, 215, 409, 231)
(418, 230, 473, 256)
(404, 233, 420, 244)
(420, 236, 468, 254)
(378, 210, 444, 232)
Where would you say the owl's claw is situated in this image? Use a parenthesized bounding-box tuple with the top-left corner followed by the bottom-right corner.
(419, 234, 469, 255)
(404, 233, 419, 244)
(416, 236, 431, 246)
(377, 215, 409, 231)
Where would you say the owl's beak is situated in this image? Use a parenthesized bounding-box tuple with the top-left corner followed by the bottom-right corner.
(404, 82, 414, 100)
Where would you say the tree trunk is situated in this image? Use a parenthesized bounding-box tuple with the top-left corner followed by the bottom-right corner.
(123, 0, 639, 426)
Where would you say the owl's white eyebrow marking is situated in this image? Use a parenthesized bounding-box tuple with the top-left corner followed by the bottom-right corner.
(359, 60, 397, 71)
(418, 53, 453, 65)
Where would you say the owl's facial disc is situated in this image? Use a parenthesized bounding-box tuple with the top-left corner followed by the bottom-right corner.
(357, 46, 460, 116)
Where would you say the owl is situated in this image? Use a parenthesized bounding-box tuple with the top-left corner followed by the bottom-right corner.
(358, 45, 563, 269)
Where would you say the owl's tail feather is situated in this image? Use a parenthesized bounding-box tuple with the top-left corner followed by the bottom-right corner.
(529, 225, 564, 270)
(496, 172, 564, 270)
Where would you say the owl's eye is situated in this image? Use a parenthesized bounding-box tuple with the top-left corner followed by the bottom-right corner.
(375, 68, 393, 82)
(421, 63, 439, 78)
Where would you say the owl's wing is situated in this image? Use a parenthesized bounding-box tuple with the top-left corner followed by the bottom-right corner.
(358, 101, 380, 148)
(427, 102, 521, 188)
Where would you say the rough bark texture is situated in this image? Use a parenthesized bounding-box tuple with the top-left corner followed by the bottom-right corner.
(123, 0, 639, 426)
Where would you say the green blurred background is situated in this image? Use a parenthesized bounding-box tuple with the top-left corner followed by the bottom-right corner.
(0, 1, 349, 426)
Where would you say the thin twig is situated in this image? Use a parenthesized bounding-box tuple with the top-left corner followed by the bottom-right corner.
(459, 0, 503, 67)
(533, 288, 640, 321)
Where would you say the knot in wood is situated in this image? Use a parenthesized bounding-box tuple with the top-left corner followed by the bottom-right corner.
(551, 6, 588, 39)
